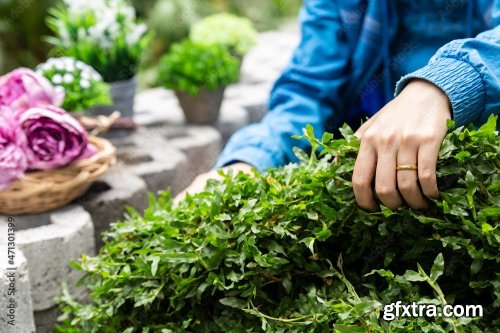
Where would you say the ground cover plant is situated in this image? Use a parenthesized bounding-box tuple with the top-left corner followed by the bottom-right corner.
(56, 116, 500, 332)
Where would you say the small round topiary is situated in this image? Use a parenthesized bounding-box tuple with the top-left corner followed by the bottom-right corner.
(157, 40, 240, 96)
(190, 13, 258, 57)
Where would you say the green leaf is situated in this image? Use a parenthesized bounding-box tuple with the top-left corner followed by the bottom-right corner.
(353, 300, 382, 315)
(403, 270, 426, 282)
(487, 181, 500, 192)
(322, 132, 334, 143)
(474, 114, 498, 135)
(151, 256, 160, 277)
(219, 297, 247, 309)
(430, 253, 444, 282)
(481, 223, 494, 233)
(335, 324, 367, 333)
(300, 237, 315, 255)
(479, 207, 500, 218)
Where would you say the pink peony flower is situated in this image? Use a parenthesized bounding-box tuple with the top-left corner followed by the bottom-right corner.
(20, 105, 93, 170)
(0, 68, 65, 115)
(0, 107, 28, 190)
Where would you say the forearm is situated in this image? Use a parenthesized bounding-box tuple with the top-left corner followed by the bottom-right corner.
(395, 22, 500, 126)
(217, 0, 354, 171)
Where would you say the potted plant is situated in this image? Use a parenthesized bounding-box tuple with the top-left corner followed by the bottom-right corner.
(36, 57, 112, 114)
(190, 12, 258, 66)
(45, 0, 153, 119)
(157, 40, 239, 124)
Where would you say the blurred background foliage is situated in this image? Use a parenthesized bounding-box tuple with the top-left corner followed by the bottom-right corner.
(0, 0, 301, 76)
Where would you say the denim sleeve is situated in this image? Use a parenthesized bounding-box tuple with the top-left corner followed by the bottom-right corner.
(216, 0, 352, 171)
(395, 1, 500, 127)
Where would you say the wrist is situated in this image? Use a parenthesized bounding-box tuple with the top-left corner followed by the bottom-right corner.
(222, 162, 254, 173)
(402, 79, 452, 118)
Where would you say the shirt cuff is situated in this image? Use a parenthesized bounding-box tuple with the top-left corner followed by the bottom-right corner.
(394, 57, 485, 127)
(215, 145, 281, 172)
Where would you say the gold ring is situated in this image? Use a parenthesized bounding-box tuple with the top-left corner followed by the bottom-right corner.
(396, 165, 418, 171)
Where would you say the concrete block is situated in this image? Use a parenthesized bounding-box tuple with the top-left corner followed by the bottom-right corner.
(34, 306, 59, 333)
(134, 88, 180, 127)
(134, 88, 250, 142)
(215, 101, 250, 143)
(239, 61, 281, 84)
(0, 206, 94, 312)
(168, 126, 222, 176)
(142, 125, 222, 191)
(110, 131, 189, 196)
(225, 83, 272, 124)
(0, 244, 36, 333)
(258, 31, 299, 52)
(244, 104, 269, 124)
(77, 169, 149, 249)
(239, 32, 297, 85)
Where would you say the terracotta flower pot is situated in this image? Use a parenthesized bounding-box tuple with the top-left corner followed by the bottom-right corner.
(175, 87, 225, 124)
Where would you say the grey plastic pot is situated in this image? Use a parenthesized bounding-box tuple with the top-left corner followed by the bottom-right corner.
(92, 76, 137, 118)
(88, 76, 137, 138)
(175, 87, 225, 124)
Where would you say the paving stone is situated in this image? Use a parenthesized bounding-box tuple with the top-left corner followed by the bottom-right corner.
(0, 244, 36, 333)
(239, 31, 298, 85)
(134, 88, 180, 127)
(144, 125, 222, 190)
(239, 60, 282, 84)
(110, 130, 190, 196)
(0, 206, 94, 312)
(215, 101, 250, 143)
(169, 126, 222, 176)
(258, 31, 300, 52)
(77, 170, 149, 249)
(244, 103, 269, 124)
(134, 88, 250, 141)
(34, 306, 60, 333)
(225, 83, 272, 124)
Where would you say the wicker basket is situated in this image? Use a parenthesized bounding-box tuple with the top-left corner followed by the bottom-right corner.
(0, 136, 116, 215)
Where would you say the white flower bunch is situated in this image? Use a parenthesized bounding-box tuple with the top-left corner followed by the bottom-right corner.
(61, 0, 106, 16)
(36, 57, 111, 112)
(47, 0, 152, 82)
(57, 0, 146, 50)
(37, 57, 102, 88)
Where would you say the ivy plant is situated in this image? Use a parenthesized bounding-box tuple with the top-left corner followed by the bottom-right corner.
(56, 116, 499, 333)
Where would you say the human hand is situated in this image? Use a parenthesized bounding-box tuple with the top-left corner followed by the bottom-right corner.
(352, 79, 452, 211)
(173, 162, 254, 204)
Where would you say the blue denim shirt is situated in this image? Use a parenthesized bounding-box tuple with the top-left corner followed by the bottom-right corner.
(217, 0, 500, 171)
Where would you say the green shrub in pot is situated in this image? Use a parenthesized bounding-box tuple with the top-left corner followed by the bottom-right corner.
(190, 13, 258, 58)
(157, 40, 239, 124)
(55, 116, 500, 332)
